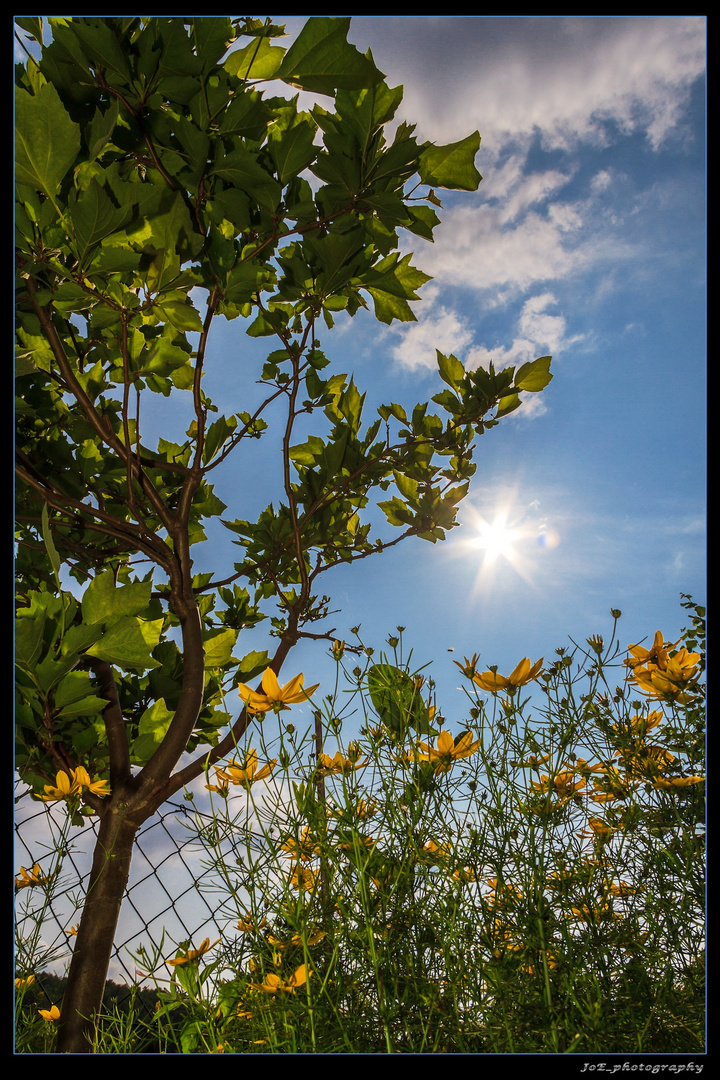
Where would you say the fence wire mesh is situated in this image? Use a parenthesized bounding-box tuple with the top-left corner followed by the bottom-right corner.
(14, 779, 258, 994)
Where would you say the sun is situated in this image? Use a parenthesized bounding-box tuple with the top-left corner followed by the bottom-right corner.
(471, 511, 520, 565)
(452, 492, 562, 596)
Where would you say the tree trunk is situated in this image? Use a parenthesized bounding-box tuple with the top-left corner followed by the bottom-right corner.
(56, 804, 138, 1053)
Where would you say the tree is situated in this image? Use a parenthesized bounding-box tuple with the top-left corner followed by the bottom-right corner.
(14, 16, 552, 1052)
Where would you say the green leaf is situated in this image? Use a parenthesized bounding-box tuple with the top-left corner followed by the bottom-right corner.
(35, 652, 83, 695)
(514, 355, 553, 393)
(393, 470, 419, 502)
(67, 181, 133, 265)
(86, 617, 163, 670)
(268, 116, 318, 185)
(418, 132, 482, 191)
(225, 37, 285, 80)
(70, 20, 133, 87)
(437, 351, 465, 390)
(202, 416, 238, 465)
(236, 650, 270, 681)
(157, 300, 205, 335)
(378, 496, 414, 528)
(82, 571, 153, 626)
(15, 610, 47, 669)
(367, 663, 434, 739)
(203, 628, 239, 668)
(289, 434, 325, 467)
(141, 193, 203, 292)
(496, 393, 521, 418)
(15, 81, 80, 202)
(191, 17, 236, 71)
(364, 253, 431, 325)
(210, 148, 282, 212)
(54, 670, 100, 709)
(131, 698, 175, 764)
(40, 504, 61, 585)
(56, 674, 108, 719)
(277, 17, 384, 95)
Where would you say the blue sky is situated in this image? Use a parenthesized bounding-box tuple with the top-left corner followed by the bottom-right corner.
(203, 15, 706, 725)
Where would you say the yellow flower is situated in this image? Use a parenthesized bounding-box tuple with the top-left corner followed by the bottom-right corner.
(167, 937, 219, 967)
(473, 657, 543, 693)
(522, 951, 558, 976)
(37, 767, 110, 801)
(589, 765, 635, 803)
(237, 668, 319, 714)
(628, 649, 702, 703)
(15, 975, 35, 990)
(616, 744, 675, 781)
(317, 744, 367, 775)
(266, 928, 326, 950)
(204, 773, 231, 795)
(570, 902, 620, 924)
(37, 770, 75, 801)
(236, 915, 267, 933)
(71, 766, 111, 798)
(423, 839, 452, 861)
(453, 652, 481, 679)
(652, 775, 704, 790)
(624, 632, 702, 704)
(333, 797, 378, 821)
(612, 710, 664, 738)
(413, 729, 481, 774)
(288, 864, 318, 891)
(15, 864, 52, 890)
(296, 929, 326, 946)
(486, 878, 524, 910)
(625, 631, 677, 671)
(337, 832, 376, 854)
(607, 881, 637, 898)
(38, 1005, 60, 1022)
(210, 750, 276, 789)
(281, 826, 322, 862)
(580, 817, 618, 844)
(530, 770, 586, 804)
(250, 964, 308, 994)
(518, 752, 552, 769)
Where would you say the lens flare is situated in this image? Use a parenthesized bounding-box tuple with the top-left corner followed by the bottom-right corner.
(455, 493, 561, 594)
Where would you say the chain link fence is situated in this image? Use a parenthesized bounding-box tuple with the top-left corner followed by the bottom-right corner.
(14, 779, 255, 991)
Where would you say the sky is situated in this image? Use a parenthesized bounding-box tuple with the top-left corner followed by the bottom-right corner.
(15, 16, 707, 976)
(200, 14, 706, 724)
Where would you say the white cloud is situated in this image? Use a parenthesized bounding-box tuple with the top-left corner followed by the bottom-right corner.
(590, 169, 614, 195)
(517, 293, 575, 354)
(371, 16, 706, 155)
(666, 515, 706, 537)
(464, 291, 582, 406)
(391, 303, 473, 371)
(419, 204, 580, 295)
(392, 290, 581, 408)
(498, 170, 573, 225)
